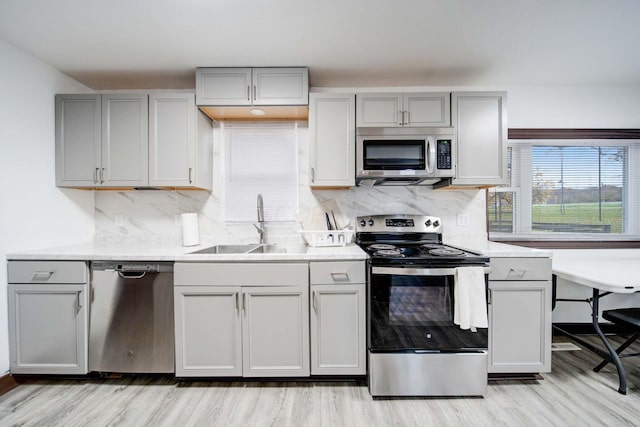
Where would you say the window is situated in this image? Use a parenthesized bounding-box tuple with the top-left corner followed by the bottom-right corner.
(489, 130, 640, 240)
(223, 124, 298, 222)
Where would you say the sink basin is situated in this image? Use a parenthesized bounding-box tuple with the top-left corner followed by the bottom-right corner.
(189, 244, 286, 255)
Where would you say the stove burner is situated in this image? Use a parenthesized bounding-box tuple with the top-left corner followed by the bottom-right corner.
(369, 244, 397, 251)
(429, 247, 465, 257)
(375, 249, 403, 257)
(420, 243, 441, 250)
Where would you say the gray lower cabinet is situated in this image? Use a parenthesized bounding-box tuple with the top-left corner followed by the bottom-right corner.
(488, 257, 552, 373)
(7, 261, 89, 375)
(174, 262, 309, 377)
(309, 261, 366, 375)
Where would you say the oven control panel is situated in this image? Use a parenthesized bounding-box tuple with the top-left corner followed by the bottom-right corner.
(356, 214, 443, 233)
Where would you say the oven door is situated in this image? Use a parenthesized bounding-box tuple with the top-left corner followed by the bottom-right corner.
(368, 266, 488, 353)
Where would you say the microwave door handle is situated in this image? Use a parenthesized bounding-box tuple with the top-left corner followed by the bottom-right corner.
(426, 137, 436, 174)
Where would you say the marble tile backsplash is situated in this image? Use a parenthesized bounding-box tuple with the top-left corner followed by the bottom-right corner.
(95, 127, 488, 245)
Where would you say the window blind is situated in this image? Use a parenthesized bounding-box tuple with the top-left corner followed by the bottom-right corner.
(223, 124, 298, 222)
(489, 140, 640, 238)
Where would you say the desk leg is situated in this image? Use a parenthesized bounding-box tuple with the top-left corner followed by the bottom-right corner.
(591, 288, 627, 395)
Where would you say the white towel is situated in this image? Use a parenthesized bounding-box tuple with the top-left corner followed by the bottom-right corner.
(454, 267, 488, 331)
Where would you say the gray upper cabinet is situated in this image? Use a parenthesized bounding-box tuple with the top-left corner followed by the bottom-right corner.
(55, 95, 102, 186)
(101, 94, 149, 187)
(56, 93, 147, 187)
(149, 93, 213, 189)
(56, 92, 212, 189)
(308, 93, 356, 188)
(356, 93, 450, 127)
(196, 67, 309, 106)
(450, 92, 508, 186)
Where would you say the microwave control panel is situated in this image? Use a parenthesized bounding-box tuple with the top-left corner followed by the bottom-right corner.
(436, 139, 452, 169)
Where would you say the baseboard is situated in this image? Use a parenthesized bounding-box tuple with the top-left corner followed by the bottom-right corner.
(0, 373, 20, 396)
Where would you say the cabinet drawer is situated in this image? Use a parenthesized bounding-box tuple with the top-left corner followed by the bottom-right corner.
(310, 261, 365, 285)
(489, 258, 551, 281)
(8, 261, 88, 284)
(175, 262, 308, 286)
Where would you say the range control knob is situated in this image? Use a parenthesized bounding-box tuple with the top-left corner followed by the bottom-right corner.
(359, 219, 366, 227)
(368, 219, 375, 226)
(425, 219, 432, 227)
(433, 220, 440, 227)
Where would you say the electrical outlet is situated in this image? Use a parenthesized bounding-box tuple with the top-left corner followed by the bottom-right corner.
(456, 213, 470, 227)
(115, 214, 124, 227)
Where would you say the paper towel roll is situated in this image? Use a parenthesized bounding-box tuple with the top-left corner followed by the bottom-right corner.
(181, 213, 200, 247)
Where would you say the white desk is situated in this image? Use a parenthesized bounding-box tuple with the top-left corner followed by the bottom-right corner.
(552, 249, 640, 394)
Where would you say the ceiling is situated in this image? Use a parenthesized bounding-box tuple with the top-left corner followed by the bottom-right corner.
(1, 0, 639, 90)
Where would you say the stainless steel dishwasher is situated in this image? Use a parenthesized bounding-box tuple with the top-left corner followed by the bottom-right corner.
(89, 262, 174, 373)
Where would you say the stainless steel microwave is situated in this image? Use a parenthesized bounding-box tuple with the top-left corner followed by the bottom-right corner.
(356, 127, 456, 186)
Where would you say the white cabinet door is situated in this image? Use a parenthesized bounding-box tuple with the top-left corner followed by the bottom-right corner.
(8, 284, 88, 374)
(242, 285, 310, 377)
(451, 92, 507, 186)
(488, 280, 552, 373)
(55, 94, 102, 186)
(356, 93, 403, 127)
(174, 286, 242, 377)
(252, 68, 309, 106)
(101, 94, 149, 186)
(195, 68, 252, 106)
(404, 93, 451, 127)
(309, 93, 355, 187)
(310, 284, 366, 375)
(149, 93, 207, 188)
(196, 67, 308, 106)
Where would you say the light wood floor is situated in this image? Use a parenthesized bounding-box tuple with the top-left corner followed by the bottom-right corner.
(1, 336, 640, 427)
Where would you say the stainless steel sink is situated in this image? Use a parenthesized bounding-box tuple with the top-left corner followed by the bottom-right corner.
(189, 244, 286, 255)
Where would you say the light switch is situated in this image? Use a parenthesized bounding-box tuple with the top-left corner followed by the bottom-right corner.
(456, 213, 470, 226)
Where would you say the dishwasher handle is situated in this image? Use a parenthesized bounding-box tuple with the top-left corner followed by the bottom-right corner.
(117, 271, 147, 279)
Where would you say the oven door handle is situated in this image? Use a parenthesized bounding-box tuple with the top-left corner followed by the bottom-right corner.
(371, 266, 491, 276)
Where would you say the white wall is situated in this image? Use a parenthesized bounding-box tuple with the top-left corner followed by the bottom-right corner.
(508, 85, 640, 128)
(0, 41, 95, 374)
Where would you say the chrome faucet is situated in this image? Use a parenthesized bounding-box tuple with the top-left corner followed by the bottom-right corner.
(254, 193, 265, 244)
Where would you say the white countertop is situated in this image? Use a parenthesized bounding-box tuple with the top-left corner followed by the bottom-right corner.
(552, 249, 640, 293)
(6, 238, 552, 262)
(448, 240, 553, 258)
(6, 240, 368, 262)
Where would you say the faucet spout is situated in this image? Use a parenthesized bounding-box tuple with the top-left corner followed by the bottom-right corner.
(255, 194, 265, 244)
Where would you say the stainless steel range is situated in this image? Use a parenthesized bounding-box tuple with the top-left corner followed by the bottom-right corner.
(356, 214, 490, 397)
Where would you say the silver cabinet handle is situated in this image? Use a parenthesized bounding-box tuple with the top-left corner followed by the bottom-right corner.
(405, 110, 410, 125)
(188, 167, 193, 184)
(101, 168, 105, 183)
(397, 111, 403, 126)
(242, 292, 246, 312)
(76, 291, 82, 314)
(331, 272, 350, 282)
(508, 268, 528, 277)
(313, 291, 318, 312)
(32, 271, 54, 281)
(94, 168, 100, 184)
(310, 167, 315, 183)
(235, 292, 239, 311)
(247, 85, 251, 101)
(253, 85, 257, 101)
